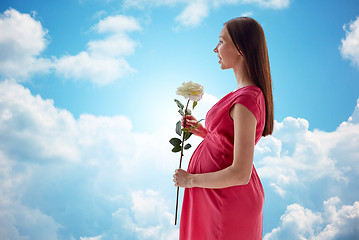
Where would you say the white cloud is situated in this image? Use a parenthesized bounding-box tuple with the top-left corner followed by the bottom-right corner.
(0, 80, 80, 162)
(129, 190, 178, 239)
(81, 190, 178, 240)
(175, 0, 209, 27)
(123, 0, 290, 27)
(340, 16, 359, 68)
(0, 199, 62, 240)
(55, 52, 134, 86)
(0, 8, 141, 86)
(0, 79, 182, 238)
(0, 152, 62, 240)
(122, 0, 183, 9)
(264, 197, 359, 240)
(342, 98, 359, 125)
(241, 0, 290, 9)
(255, 103, 359, 196)
(80, 235, 103, 240)
(241, 11, 254, 17)
(0, 79, 358, 239)
(0, 8, 52, 79)
(95, 15, 141, 33)
(87, 35, 138, 58)
(88, 15, 141, 58)
(55, 15, 141, 86)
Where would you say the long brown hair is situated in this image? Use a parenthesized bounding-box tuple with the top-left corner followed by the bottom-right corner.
(225, 17, 274, 136)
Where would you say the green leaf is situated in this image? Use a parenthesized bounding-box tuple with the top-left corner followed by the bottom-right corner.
(184, 144, 191, 150)
(193, 101, 197, 109)
(174, 99, 184, 110)
(184, 132, 192, 141)
(181, 128, 189, 132)
(178, 109, 184, 116)
(169, 138, 182, 146)
(185, 109, 192, 115)
(172, 145, 182, 153)
(176, 121, 182, 136)
(188, 125, 199, 130)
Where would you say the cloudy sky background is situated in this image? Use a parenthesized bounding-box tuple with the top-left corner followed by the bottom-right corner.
(0, 0, 359, 239)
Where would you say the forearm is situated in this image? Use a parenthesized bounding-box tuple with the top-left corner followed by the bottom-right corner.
(190, 165, 251, 189)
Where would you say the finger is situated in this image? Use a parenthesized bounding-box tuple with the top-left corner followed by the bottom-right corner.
(183, 116, 194, 122)
(183, 121, 194, 127)
(182, 118, 193, 124)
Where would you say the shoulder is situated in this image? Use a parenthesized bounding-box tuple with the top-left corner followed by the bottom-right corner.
(230, 86, 264, 122)
(234, 85, 262, 98)
(231, 86, 263, 107)
(230, 102, 257, 124)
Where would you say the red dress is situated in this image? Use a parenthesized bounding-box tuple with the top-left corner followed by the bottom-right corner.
(179, 86, 266, 240)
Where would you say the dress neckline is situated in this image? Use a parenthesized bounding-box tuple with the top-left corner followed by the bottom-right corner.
(231, 85, 259, 93)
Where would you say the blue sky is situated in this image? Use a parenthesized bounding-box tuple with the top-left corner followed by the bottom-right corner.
(0, 0, 358, 239)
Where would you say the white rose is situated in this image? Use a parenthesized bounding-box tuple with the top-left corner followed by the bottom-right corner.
(176, 81, 204, 102)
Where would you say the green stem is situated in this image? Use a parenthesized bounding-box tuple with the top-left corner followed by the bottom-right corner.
(175, 99, 190, 225)
(179, 99, 190, 168)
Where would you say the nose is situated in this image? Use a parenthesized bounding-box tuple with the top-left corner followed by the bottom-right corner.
(213, 43, 219, 53)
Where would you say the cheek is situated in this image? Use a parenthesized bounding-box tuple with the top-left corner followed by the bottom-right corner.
(219, 46, 231, 59)
(218, 45, 226, 55)
(222, 45, 238, 58)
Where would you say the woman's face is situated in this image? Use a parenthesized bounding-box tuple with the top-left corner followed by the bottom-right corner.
(213, 26, 242, 70)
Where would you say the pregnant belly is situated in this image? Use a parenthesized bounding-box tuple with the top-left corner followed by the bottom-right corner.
(187, 133, 227, 174)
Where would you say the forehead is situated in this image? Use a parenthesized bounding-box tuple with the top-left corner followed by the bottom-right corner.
(219, 26, 229, 38)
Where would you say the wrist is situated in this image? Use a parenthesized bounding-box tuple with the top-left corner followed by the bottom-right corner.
(201, 130, 208, 138)
(188, 174, 196, 188)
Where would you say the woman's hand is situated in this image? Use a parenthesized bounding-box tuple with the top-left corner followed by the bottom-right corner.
(173, 169, 193, 188)
(182, 115, 208, 139)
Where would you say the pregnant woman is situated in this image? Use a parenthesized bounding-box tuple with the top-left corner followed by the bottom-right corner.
(173, 17, 274, 240)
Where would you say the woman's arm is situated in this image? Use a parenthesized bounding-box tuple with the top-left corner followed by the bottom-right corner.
(174, 103, 256, 189)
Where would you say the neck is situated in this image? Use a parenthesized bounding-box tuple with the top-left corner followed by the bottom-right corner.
(232, 63, 254, 90)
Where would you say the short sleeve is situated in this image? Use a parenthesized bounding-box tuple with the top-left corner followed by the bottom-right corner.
(229, 91, 261, 122)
